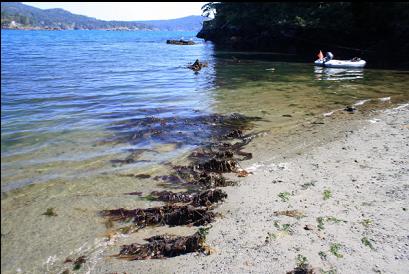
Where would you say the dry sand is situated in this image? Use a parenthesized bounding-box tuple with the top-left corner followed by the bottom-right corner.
(96, 104, 409, 274)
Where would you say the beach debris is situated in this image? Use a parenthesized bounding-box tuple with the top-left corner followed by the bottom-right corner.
(274, 210, 305, 219)
(304, 224, 315, 230)
(42, 207, 58, 217)
(344, 106, 356, 113)
(150, 189, 227, 207)
(166, 39, 195, 45)
(114, 230, 209, 260)
(101, 204, 215, 228)
(237, 169, 253, 177)
(282, 114, 293, 117)
(187, 59, 208, 71)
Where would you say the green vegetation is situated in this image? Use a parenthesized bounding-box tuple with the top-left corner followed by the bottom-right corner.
(360, 219, 373, 228)
(323, 189, 332, 200)
(296, 254, 308, 268)
(319, 251, 327, 261)
(301, 181, 316, 189)
(317, 216, 347, 230)
(361, 237, 375, 250)
(330, 243, 343, 258)
(317, 217, 325, 230)
(42, 207, 57, 217)
(278, 192, 291, 202)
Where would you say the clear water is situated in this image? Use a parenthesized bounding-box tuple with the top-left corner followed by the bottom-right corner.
(1, 30, 408, 273)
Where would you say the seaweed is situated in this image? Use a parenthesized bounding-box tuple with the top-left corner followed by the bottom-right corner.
(194, 158, 238, 173)
(101, 205, 215, 228)
(115, 230, 208, 260)
(150, 189, 227, 207)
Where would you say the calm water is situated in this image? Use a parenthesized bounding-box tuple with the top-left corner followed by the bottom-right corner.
(1, 30, 409, 273)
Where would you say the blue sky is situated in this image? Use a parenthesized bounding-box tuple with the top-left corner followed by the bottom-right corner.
(23, 2, 208, 21)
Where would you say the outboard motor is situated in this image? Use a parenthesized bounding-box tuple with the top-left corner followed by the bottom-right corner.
(325, 52, 334, 61)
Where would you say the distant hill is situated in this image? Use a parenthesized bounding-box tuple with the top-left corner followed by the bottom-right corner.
(138, 16, 208, 31)
(1, 2, 208, 31)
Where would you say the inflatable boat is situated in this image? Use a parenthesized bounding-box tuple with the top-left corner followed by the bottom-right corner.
(314, 58, 366, 68)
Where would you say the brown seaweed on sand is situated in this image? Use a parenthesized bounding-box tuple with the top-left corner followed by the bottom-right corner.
(150, 189, 227, 207)
(101, 205, 215, 228)
(115, 231, 208, 260)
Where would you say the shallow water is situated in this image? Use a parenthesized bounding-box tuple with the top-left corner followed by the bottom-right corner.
(1, 30, 409, 273)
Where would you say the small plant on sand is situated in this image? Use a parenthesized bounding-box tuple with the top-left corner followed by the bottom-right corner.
(326, 216, 346, 224)
(296, 254, 308, 268)
(361, 237, 375, 250)
(360, 219, 373, 228)
(42, 207, 57, 217)
(278, 192, 291, 202)
(321, 269, 337, 274)
(301, 181, 316, 189)
(330, 243, 343, 258)
(265, 232, 277, 243)
(317, 217, 325, 230)
(319, 251, 327, 261)
(323, 189, 332, 200)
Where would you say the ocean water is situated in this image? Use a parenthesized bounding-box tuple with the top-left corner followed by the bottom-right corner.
(1, 30, 409, 273)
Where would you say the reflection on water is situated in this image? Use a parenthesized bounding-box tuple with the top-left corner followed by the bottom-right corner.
(314, 66, 364, 81)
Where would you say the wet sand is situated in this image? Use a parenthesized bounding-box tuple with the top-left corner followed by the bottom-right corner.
(95, 104, 409, 273)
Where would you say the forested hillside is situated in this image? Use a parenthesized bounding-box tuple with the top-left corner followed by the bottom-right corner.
(198, 2, 409, 68)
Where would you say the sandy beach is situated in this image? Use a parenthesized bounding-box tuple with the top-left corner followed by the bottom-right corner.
(95, 103, 409, 274)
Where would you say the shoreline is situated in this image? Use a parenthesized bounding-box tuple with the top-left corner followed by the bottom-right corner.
(96, 103, 409, 273)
